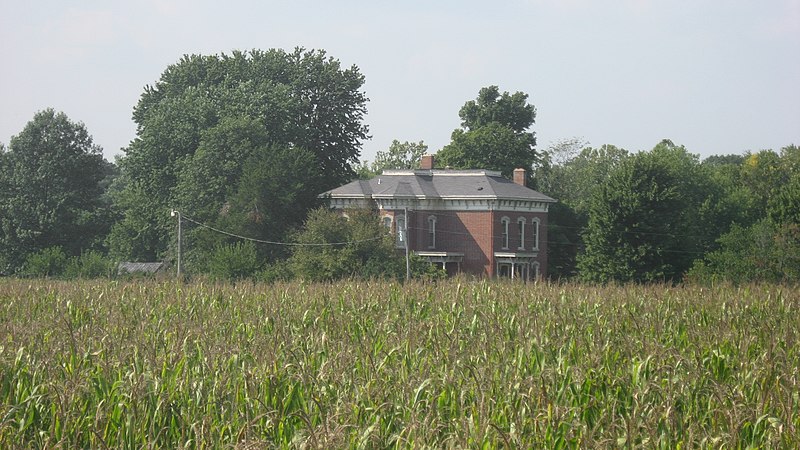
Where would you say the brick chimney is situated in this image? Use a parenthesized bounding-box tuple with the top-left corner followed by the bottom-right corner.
(513, 168, 526, 187)
(420, 154, 435, 170)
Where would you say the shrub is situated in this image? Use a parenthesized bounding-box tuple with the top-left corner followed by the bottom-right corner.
(64, 251, 115, 279)
(23, 246, 67, 277)
(206, 241, 260, 280)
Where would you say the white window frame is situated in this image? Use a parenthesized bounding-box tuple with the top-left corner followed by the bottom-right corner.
(427, 215, 437, 249)
(517, 217, 526, 250)
(531, 217, 540, 250)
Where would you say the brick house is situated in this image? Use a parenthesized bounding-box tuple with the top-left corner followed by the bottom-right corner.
(321, 155, 556, 279)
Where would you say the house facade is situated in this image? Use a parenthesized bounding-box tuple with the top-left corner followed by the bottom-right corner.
(321, 156, 556, 279)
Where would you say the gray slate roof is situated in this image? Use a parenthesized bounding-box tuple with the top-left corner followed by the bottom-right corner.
(117, 262, 164, 274)
(322, 169, 556, 202)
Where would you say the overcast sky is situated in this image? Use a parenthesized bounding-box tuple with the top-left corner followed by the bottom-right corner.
(1, 0, 798, 164)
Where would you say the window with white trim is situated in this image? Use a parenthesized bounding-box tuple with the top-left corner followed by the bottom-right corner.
(501, 216, 510, 249)
(531, 217, 540, 250)
(517, 217, 526, 250)
(427, 215, 437, 248)
(383, 216, 392, 230)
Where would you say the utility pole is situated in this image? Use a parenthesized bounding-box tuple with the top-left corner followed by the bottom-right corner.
(404, 207, 410, 280)
(171, 209, 182, 279)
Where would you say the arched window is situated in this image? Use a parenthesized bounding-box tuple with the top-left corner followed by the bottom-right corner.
(396, 216, 406, 248)
(517, 217, 526, 250)
(428, 215, 437, 249)
(531, 218, 540, 250)
(501, 217, 510, 249)
(383, 216, 392, 230)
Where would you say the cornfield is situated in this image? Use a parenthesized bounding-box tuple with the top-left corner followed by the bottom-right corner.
(1, 278, 798, 448)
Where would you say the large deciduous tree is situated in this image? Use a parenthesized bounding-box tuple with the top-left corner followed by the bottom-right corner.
(533, 141, 630, 279)
(0, 109, 110, 272)
(577, 140, 719, 283)
(358, 140, 428, 178)
(437, 86, 537, 179)
(109, 48, 369, 263)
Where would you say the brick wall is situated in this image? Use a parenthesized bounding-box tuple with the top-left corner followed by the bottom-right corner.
(392, 209, 549, 278)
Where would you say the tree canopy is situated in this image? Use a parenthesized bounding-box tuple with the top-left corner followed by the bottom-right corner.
(109, 48, 370, 263)
(358, 140, 428, 178)
(437, 86, 537, 179)
(576, 141, 722, 283)
(0, 109, 110, 272)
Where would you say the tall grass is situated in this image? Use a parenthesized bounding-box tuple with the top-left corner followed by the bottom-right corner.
(0, 279, 797, 447)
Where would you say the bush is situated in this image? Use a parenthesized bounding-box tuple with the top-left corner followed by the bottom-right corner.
(261, 260, 293, 283)
(23, 247, 68, 277)
(64, 251, 115, 279)
(206, 241, 260, 280)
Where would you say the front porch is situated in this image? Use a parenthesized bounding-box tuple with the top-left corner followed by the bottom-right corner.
(415, 251, 465, 276)
(494, 252, 539, 280)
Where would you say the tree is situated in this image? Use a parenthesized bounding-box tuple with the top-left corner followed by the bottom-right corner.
(288, 208, 405, 281)
(214, 145, 318, 262)
(577, 141, 716, 283)
(688, 144, 800, 283)
(458, 85, 535, 133)
(358, 140, 428, 178)
(688, 220, 800, 283)
(436, 86, 537, 179)
(110, 48, 369, 261)
(0, 109, 110, 272)
(533, 141, 629, 279)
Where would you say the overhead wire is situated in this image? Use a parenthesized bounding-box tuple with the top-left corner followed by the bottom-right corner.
(178, 212, 385, 247)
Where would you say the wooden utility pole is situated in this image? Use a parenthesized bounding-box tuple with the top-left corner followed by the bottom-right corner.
(172, 209, 182, 279)
(404, 207, 410, 280)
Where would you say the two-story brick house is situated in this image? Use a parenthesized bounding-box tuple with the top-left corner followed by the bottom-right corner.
(321, 156, 556, 279)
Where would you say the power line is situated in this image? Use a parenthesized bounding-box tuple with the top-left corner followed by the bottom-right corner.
(178, 212, 385, 247)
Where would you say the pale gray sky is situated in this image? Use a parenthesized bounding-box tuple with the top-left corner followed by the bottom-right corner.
(1, 0, 798, 163)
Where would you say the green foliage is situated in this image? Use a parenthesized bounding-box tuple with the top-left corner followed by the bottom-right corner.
(438, 123, 535, 179)
(578, 141, 715, 282)
(22, 248, 115, 279)
(206, 241, 261, 280)
(534, 142, 629, 279)
(768, 171, 800, 225)
(221, 145, 318, 260)
(111, 48, 369, 261)
(1, 280, 797, 447)
(689, 144, 800, 283)
(0, 109, 110, 271)
(458, 85, 535, 133)
(358, 140, 428, 178)
(64, 251, 115, 279)
(437, 86, 537, 179)
(22, 247, 68, 277)
(688, 220, 800, 283)
(289, 208, 404, 281)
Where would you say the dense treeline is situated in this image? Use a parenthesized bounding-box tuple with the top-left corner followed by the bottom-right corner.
(0, 48, 796, 282)
(534, 140, 799, 283)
